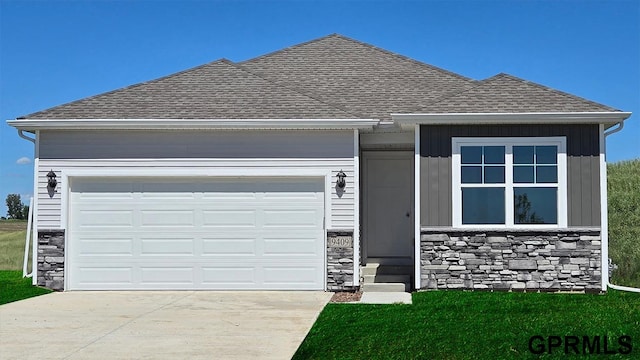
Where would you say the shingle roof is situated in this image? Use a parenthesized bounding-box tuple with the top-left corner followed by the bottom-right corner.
(240, 34, 476, 120)
(420, 73, 617, 113)
(22, 59, 358, 119)
(19, 34, 620, 120)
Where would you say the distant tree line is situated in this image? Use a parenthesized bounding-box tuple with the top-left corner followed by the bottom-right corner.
(4, 194, 29, 220)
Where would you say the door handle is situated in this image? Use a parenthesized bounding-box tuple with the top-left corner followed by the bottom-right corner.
(406, 212, 411, 217)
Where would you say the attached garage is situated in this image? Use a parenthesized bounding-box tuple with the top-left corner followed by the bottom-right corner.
(67, 177, 326, 290)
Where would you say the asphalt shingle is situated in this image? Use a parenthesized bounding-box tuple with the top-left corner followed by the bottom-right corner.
(22, 59, 357, 119)
(19, 34, 621, 120)
(240, 34, 476, 120)
(420, 73, 617, 113)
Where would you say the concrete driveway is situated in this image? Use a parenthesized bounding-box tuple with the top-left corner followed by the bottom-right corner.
(0, 291, 331, 360)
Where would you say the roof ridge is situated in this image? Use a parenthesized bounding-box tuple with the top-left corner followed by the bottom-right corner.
(20, 59, 232, 119)
(488, 73, 618, 111)
(237, 33, 341, 64)
(232, 60, 368, 118)
(240, 33, 475, 83)
(328, 34, 476, 83)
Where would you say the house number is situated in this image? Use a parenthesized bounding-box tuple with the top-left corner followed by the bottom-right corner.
(328, 236, 352, 248)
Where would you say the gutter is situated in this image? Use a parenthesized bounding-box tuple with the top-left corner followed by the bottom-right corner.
(6, 118, 380, 131)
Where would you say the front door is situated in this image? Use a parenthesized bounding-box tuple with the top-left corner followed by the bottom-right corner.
(362, 151, 414, 265)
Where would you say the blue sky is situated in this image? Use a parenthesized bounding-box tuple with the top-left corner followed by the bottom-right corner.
(1, 0, 639, 216)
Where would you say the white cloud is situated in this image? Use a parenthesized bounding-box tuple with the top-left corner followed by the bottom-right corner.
(16, 156, 31, 165)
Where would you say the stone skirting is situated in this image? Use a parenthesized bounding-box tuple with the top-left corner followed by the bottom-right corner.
(326, 231, 356, 291)
(420, 230, 602, 293)
(37, 230, 65, 291)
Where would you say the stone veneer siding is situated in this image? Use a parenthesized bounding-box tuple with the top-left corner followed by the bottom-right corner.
(420, 230, 602, 293)
(326, 231, 356, 291)
(37, 230, 65, 291)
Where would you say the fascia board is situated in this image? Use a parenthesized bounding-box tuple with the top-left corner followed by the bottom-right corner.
(391, 112, 632, 129)
(6, 118, 380, 130)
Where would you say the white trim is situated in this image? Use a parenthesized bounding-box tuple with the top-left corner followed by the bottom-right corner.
(392, 112, 632, 129)
(599, 124, 609, 291)
(452, 137, 567, 228)
(414, 125, 421, 290)
(60, 172, 69, 232)
(7, 118, 380, 130)
(352, 129, 360, 286)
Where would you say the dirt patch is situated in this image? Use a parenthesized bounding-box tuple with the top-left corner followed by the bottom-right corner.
(330, 291, 362, 303)
(0, 221, 28, 232)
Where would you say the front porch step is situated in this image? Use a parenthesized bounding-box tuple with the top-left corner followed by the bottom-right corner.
(363, 274, 411, 284)
(360, 264, 413, 276)
(360, 263, 412, 292)
(361, 282, 410, 292)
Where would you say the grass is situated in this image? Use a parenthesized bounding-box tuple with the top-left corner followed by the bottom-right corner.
(0, 220, 30, 271)
(608, 159, 640, 287)
(294, 290, 640, 359)
(0, 270, 51, 305)
(0, 220, 49, 305)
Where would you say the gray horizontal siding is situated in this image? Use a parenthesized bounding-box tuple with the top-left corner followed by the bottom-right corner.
(39, 130, 353, 159)
(420, 124, 600, 227)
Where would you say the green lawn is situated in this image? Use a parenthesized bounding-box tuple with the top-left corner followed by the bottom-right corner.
(608, 159, 640, 287)
(0, 221, 50, 305)
(0, 270, 51, 305)
(294, 290, 640, 359)
(0, 220, 30, 270)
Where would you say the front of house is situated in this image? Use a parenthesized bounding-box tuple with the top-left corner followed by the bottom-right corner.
(8, 35, 630, 293)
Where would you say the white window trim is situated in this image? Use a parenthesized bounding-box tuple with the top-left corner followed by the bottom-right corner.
(452, 137, 567, 228)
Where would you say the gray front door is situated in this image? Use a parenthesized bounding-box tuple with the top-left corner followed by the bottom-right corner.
(362, 151, 414, 264)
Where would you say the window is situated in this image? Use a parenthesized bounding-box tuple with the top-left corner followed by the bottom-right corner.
(452, 137, 567, 227)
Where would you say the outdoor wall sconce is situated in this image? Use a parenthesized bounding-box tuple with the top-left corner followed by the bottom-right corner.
(336, 170, 347, 189)
(47, 170, 57, 189)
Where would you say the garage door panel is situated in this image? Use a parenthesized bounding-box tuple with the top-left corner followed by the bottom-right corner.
(202, 210, 257, 227)
(263, 210, 322, 228)
(201, 267, 256, 284)
(263, 236, 321, 256)
(76, 267, 133, 286)
(77, 210, 134, 228)
(69, 177, 325, 290)
(140, 210, 195, 227)
(76, 237, 134, 256)
(140, 267, 194, 284)
(263, 266, 322, 285)
(140, 238, 195, 255)
(202, 238, 256, 255)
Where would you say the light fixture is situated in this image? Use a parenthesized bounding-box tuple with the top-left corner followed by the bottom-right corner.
(47, 170, 57, 189)
(336, 170, 347, 189)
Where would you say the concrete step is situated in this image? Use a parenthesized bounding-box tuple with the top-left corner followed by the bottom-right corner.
(360, 265, 413, 276)
(361, 282, 409, 292)
(362, 274, 411, 284)
(366, 257, 412, 266)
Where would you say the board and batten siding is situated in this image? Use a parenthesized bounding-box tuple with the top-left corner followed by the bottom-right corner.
(37, 130, 355, 230)
(420, 124, 601, 227)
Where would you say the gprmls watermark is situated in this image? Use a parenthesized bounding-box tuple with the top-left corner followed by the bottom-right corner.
(528, 335, 632, 355)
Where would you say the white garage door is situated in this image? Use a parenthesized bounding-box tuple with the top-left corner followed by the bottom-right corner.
(68, 177, 325, 290)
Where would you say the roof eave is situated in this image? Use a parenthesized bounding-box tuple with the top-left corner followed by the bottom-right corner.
(6, 118, 380, 131)
(391, 112, 632, 129)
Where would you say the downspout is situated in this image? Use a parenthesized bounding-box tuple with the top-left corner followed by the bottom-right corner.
(17, 129, 36, 143)
(16, 130, 37, 279)
(603, 121, 640, 293)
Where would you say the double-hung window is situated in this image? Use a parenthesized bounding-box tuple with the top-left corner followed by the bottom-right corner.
(452, 137, 567, 228)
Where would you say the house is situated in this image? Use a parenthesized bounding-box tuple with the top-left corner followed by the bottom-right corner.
(8, 34, 631, 293)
